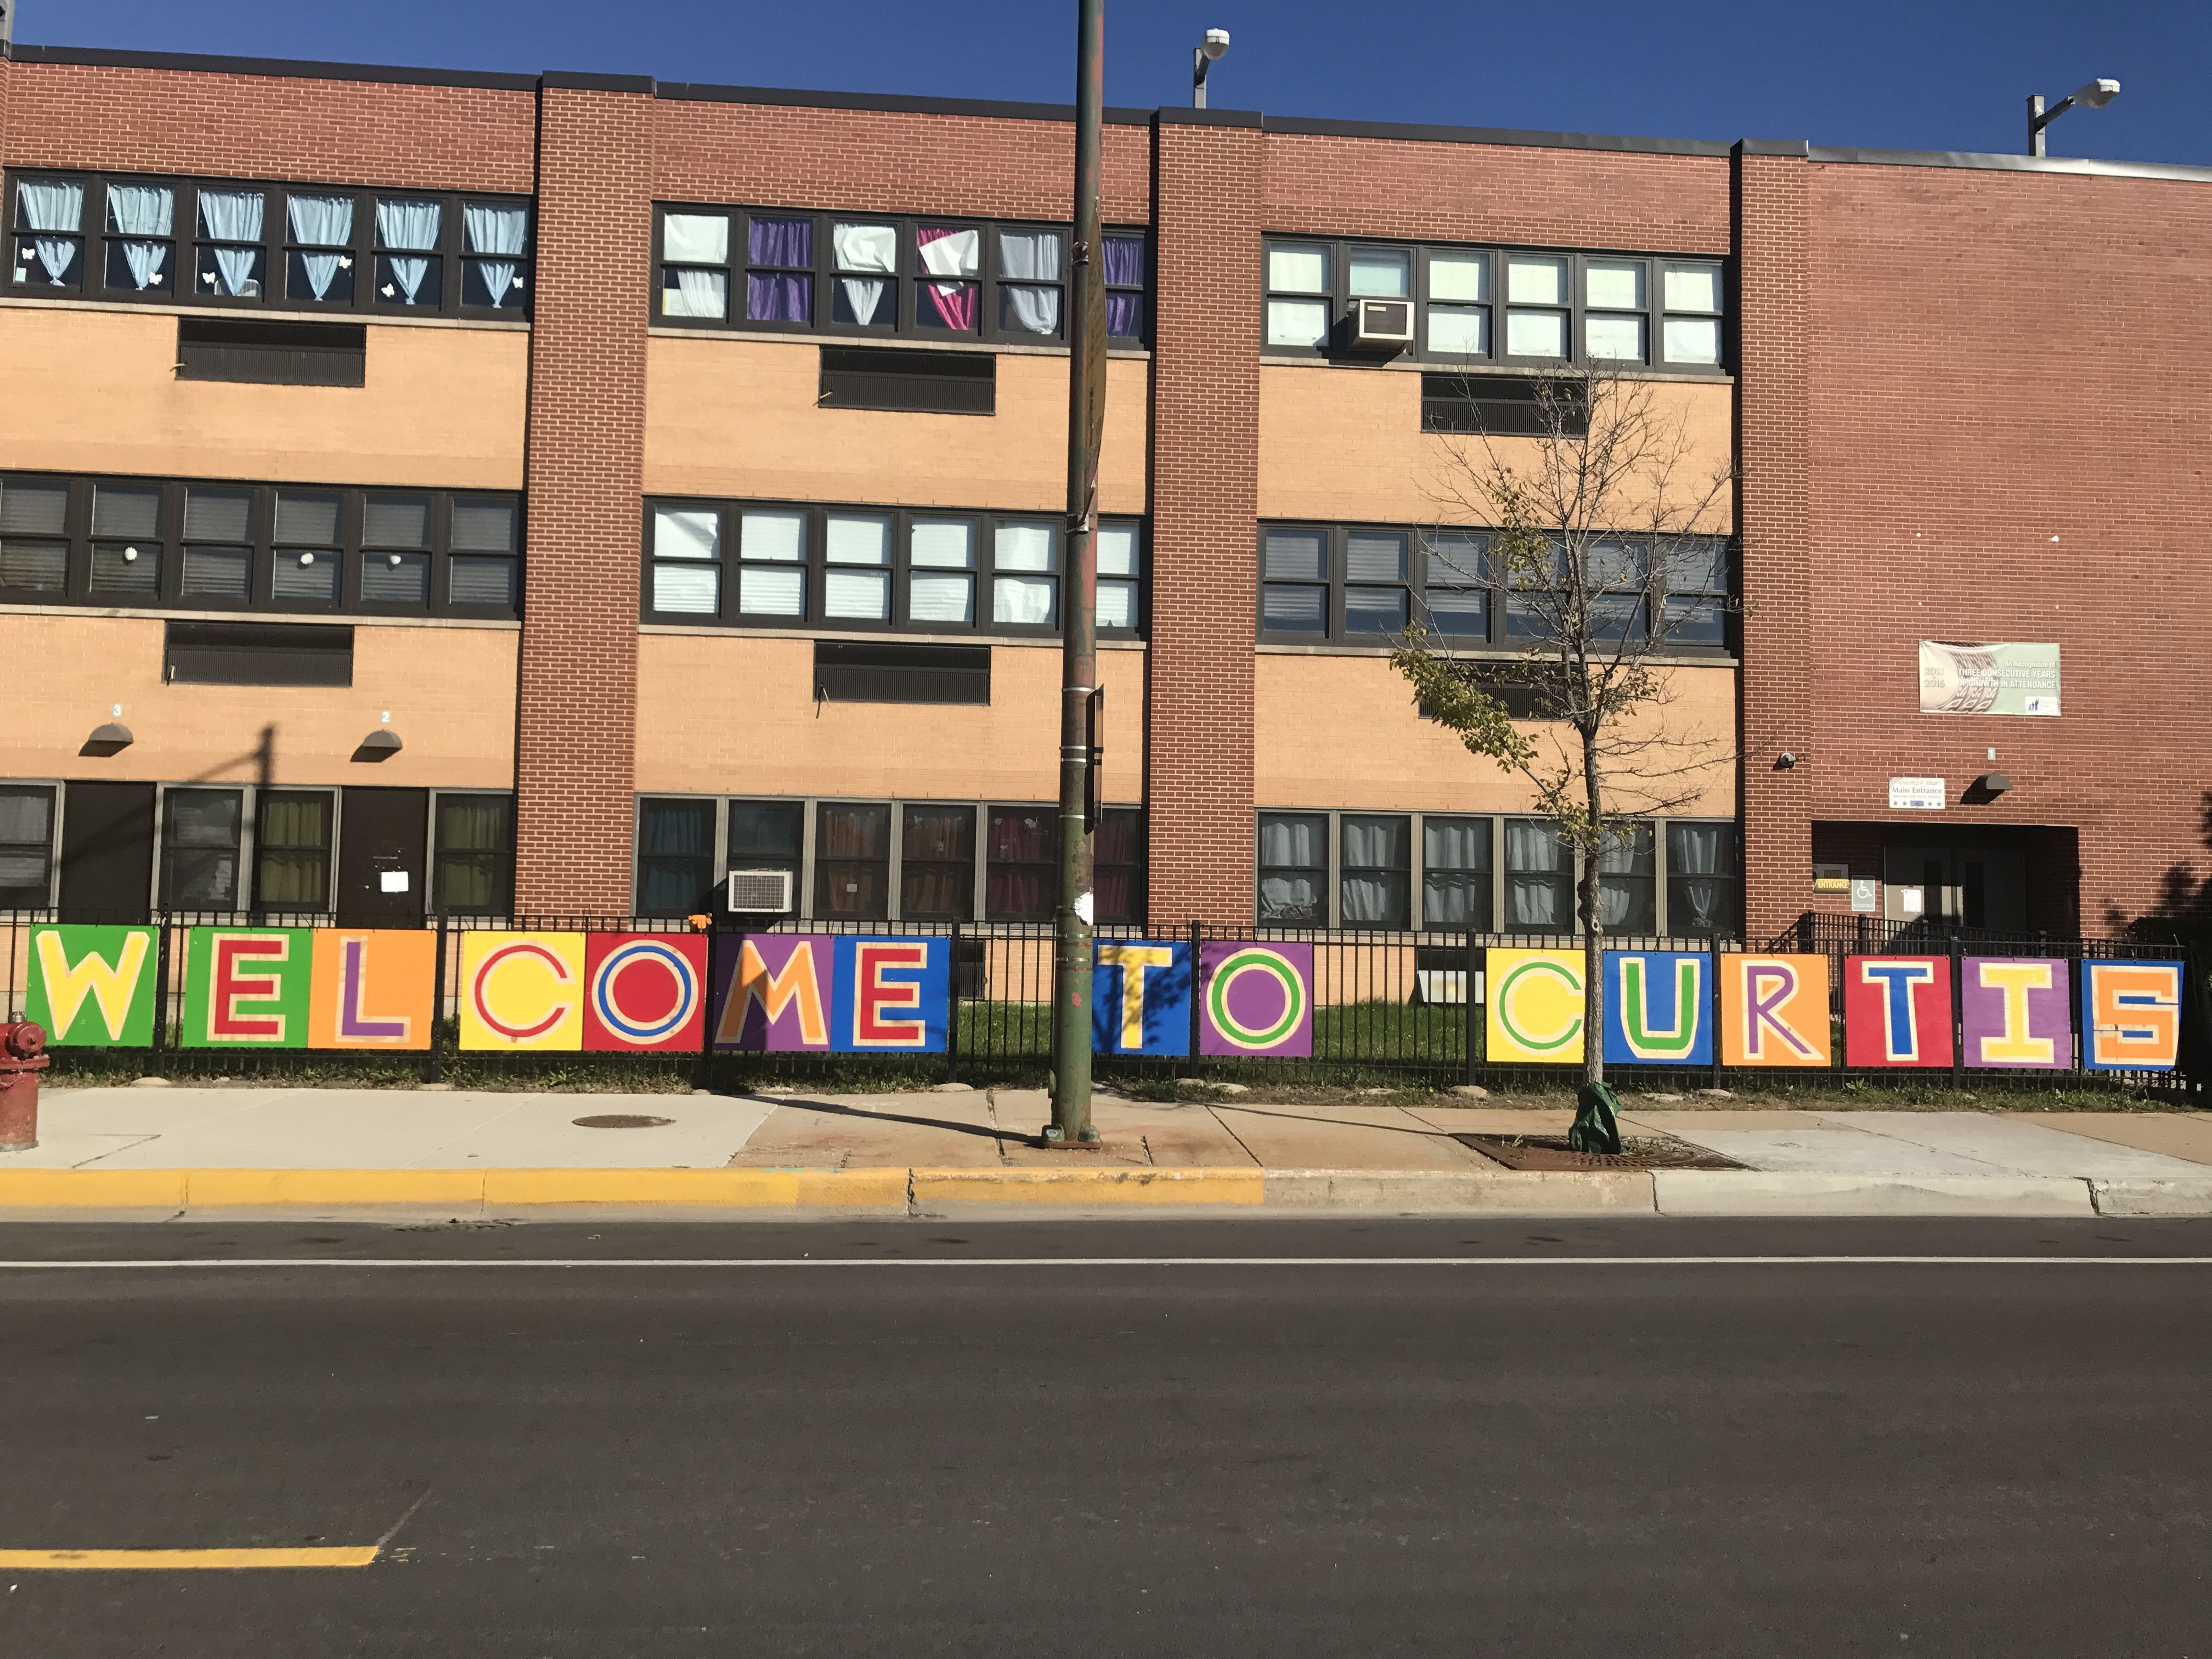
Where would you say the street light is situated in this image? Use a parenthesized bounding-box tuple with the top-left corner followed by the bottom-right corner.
(2028, 78, 2120, 157)
(1193, 27, 1229, 109)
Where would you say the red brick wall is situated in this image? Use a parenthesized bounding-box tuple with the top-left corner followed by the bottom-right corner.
(1805, 160, 2212, 934)
(2, 61, 535, 190)
(511, 83, 652, 916)
(1264, 133, 1731, 252)
(1735, 147, 1814, 940)
(654, 101, 1150, 224)
(1147, 115, 1262, 928)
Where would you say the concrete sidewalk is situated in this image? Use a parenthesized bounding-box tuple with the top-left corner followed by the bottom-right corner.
(3, 1084, 2211, 1217)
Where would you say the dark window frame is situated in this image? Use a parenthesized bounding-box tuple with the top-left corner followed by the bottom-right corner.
(1260, 234, 1730, 375)
(642, 496, 1145, 642)
(0, 471, 523, 620)
(5, 168, 532, 321)
(432, 791, 516, 918)
(0, 782, 58, 910)
(650, 202, 1151, 349)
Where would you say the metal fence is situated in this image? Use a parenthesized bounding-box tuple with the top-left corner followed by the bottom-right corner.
(0, 909, 2199, 1095)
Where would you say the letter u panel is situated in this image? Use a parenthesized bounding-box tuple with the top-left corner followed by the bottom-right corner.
(1601, 951, 1711, 1066)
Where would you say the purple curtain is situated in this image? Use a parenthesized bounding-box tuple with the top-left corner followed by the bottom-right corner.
(1105, 292, 1142, 338)
(747, 272, 812, 323)
(749, 216, 812, 268)
(1102, 236, 1144, 287)
(1093, 871, 1135, 924)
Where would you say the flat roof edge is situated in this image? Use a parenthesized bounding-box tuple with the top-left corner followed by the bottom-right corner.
(654, 80, 1154, 126)
(1809, 145, 2212, 184)
(1261, 113, 1735, 159)
(8, 42, 540, 92)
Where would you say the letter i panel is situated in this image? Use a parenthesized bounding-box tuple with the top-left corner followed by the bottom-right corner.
(584, 933, 708, 1052)
(832, 936, 949, 1053)
(306, 930, 435, 1050)
(2079, 960, 2183, 1073)
(182, 927, 313, 1047)
(1842, 955, 1954, 1068)
(1601, 951, 1711, 1066)
(26, 926, 159, 1047)
(1092, 940, 1192, 1056)
(1961, 957, 2072, 1069)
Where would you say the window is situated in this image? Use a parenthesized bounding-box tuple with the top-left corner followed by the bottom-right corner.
(900, 804, 975, 919)
(1257, 518, 1730, 654)
(1667, 820, 1741, 937)
(987, 805, 1056, 921)
(1421, 816, 1491, 930)
(433, 793, 514, 917)
(252, 791, 334, 914)
(726, 800, 803, 917)
(818, 345, 996, 415)
(0, 473, 522, 619)
(1257, 812, 1327, 925)
(161, 788, 244, 911)
(1340, 814, 1412, 927)
(1261, 236, 1727, 373)
(176, 319, 367, 387)
(0, 785, 57, 909)
(163, 621, 354, 687)
(4, 170, 528, 318)
(1094, 808, 1148, 926)
(642, 498, 1143, 640)
(815, 802, 892, 921)
(1596, 821, 1657, 934)
(652, 205, 1147, 348)
(635, 797, 717, 917)
(1504, 819, 1572, 933)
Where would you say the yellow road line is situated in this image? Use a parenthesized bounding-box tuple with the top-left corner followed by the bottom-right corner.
(0, 1546, 379, 1570)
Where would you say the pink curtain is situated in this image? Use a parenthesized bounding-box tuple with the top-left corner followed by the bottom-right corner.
(916, 226, 978, 330)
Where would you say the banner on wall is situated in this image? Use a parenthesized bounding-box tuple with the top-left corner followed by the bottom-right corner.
(1718, 953, 1832, 1067)
(1918, 641, 2061, 716)
(460, 931, 586, 1052)
(182, 928, 313, 1048)
(1093, 940, 1192, 1057)
(1961, 957, 2072, 1070)
(1198, 942, 1312, 1058)
(584, 933, 707, 1052)
(1601, 951, 1711, 1066)
(1843, 955, 1955, 1068)
(2080, 959, 2181, 1073)
(1488, 947, 1585, 1065)
(26, 926, 158, 1047)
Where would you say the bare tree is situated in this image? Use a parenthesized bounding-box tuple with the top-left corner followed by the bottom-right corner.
(1391, 362, 1735, 1142)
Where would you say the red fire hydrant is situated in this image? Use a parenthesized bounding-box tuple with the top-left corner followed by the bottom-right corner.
(0, 1022, 49, 1152)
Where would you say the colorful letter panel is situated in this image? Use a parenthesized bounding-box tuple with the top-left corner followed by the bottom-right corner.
(2080, 960, 2182, 1073)
(306, 930, 433, 1050)
(26, 926, 157, 1047)
(1962, 957, 2072, 1070)
(182, 928, 312, 1048)
(832, 936, 948, 1053)
(584, 933, 708, 1052)
(1198, 943, 1313, 1058)
(713, 934, 833, 1052)
(459, 932, 585, 1051)
(1718, 954, 1833, 1067)
(1843, 955, 1954, 1068)
(1487, 948, 1586, 1064)
(1093, 940, 1192, 1057)
(1602, 951, 1711, 1066)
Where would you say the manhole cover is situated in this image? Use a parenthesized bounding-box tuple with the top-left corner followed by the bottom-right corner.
(1455, 1133, 1743, 1172)
(572, 1114, 674, 1130)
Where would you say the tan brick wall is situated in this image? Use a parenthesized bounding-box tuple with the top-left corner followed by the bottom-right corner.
(0, 613, 517, 787)
(0, 308, 527, 487)
(634, 635, 1147, 802)
(644, 337, 1148, 512)
(512, 84, 652, 915)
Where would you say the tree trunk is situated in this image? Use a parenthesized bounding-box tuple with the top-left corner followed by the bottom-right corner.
(1581, 721, 1605, 1087)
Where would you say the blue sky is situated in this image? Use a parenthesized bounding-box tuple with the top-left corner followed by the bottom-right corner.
(28, 1, 2212, 165)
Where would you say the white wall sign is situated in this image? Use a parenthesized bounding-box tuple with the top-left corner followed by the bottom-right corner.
(1849, 877, 1880, 914)
(1888, 776, 1946, 810)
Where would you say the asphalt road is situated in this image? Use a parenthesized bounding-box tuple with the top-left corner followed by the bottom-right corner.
(3, 1217, 2210, 1656)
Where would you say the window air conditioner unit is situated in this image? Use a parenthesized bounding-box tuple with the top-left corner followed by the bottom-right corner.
(1350, 296, 1414, 351)
(726, 868, 794, 913)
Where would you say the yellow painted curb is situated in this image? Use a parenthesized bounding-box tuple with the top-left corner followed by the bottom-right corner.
(910, 1167, 1266, 1206)
(188, 1170, 484, 1209)
(482, 1168, 906, 1209)
(0, 1170, 190, 1208)
(0, 1546, 379, 1569)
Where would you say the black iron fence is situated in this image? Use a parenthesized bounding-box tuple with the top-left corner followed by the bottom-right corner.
(0, 909, 2199, 1095)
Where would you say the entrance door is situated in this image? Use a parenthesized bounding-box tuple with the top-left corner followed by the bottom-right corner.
(1883, 834, 2029, 933)
(336, 788, 428, 928)
(58, 781, 156, 923)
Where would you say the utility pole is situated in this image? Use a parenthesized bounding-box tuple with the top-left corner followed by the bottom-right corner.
(1047, 0, 1106, 1145)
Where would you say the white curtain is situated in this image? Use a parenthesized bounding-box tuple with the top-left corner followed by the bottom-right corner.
(837, 278, 888, 324)
(665, 268, 727, 318)
(653, 508, 719, 561)
(199, 190, 264, 296)
(106, 184, 173, 290)
(917, 228, 979, 278)
(1340, 817, 1404, 870)
(1505, 820, 1566, 929)
(17, 180, 82, 283)
(1669, 823, 1723, 930)
(1261, 816, 1321, 868)
(463, 204, 529, 306)
(1425, 818, 1487, 873)
(992, 576, 1056, 626)
(286, 194, 353, 300)
(375, 199, 440, 303)
(661, 213, 729, 265)
(832, 223, 895, 322)
(1003, 286, 1061, 334)
(997, 230, 1060, 280)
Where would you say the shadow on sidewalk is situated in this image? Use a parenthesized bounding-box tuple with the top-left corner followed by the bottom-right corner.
(723, 1092, 1014, 1146)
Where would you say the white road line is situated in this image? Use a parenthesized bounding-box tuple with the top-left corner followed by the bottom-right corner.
(0, 1256, 2209, 1269)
